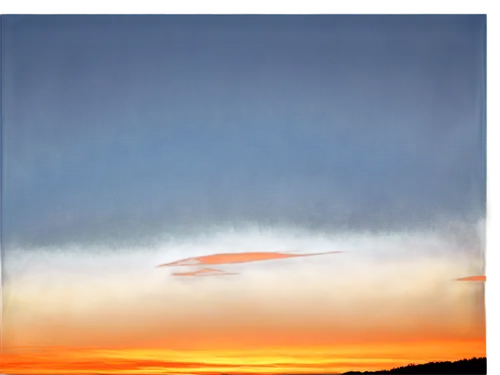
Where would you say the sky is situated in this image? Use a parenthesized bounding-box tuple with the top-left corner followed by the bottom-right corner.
(0, 15, 487, 374)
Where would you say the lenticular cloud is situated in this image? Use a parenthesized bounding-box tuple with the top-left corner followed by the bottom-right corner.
(156, 251, 345, 277)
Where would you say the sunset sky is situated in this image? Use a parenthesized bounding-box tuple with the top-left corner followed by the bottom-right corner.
(1, 15, 486, 374)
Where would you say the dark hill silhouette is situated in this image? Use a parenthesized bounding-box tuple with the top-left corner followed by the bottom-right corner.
(341, 357, 486, 374)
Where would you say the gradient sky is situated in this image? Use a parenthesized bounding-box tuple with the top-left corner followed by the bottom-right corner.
(1, 15, 487, 375)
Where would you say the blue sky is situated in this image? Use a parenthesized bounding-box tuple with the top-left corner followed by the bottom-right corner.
(1, 15, 486, 249)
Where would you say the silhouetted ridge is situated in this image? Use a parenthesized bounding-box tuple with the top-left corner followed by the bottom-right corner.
(341, 357, 486, 374)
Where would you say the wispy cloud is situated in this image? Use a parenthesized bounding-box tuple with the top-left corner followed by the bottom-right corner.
(156, 250, 345, 277)
(454, 275, 486, 282)
(172, 268, 239, 277)
(158, 251, 344, 267)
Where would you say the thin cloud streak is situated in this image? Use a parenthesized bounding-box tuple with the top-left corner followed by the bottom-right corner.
(454, 275, 486, 282)
(172, 268, 239, 277)
(157, 251, 345, 267)
(156, 251, 345, 277)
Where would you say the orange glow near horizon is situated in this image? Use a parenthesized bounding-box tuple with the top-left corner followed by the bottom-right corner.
(2, 235, 485, 374)
(0, 339, 486, 374)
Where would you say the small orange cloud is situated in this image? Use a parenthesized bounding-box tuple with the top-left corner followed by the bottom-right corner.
(454, 275, 486, 282)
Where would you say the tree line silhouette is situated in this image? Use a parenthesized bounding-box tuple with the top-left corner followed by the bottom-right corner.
(342, 357, 486, 374)
(220, 357, 487, 375)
